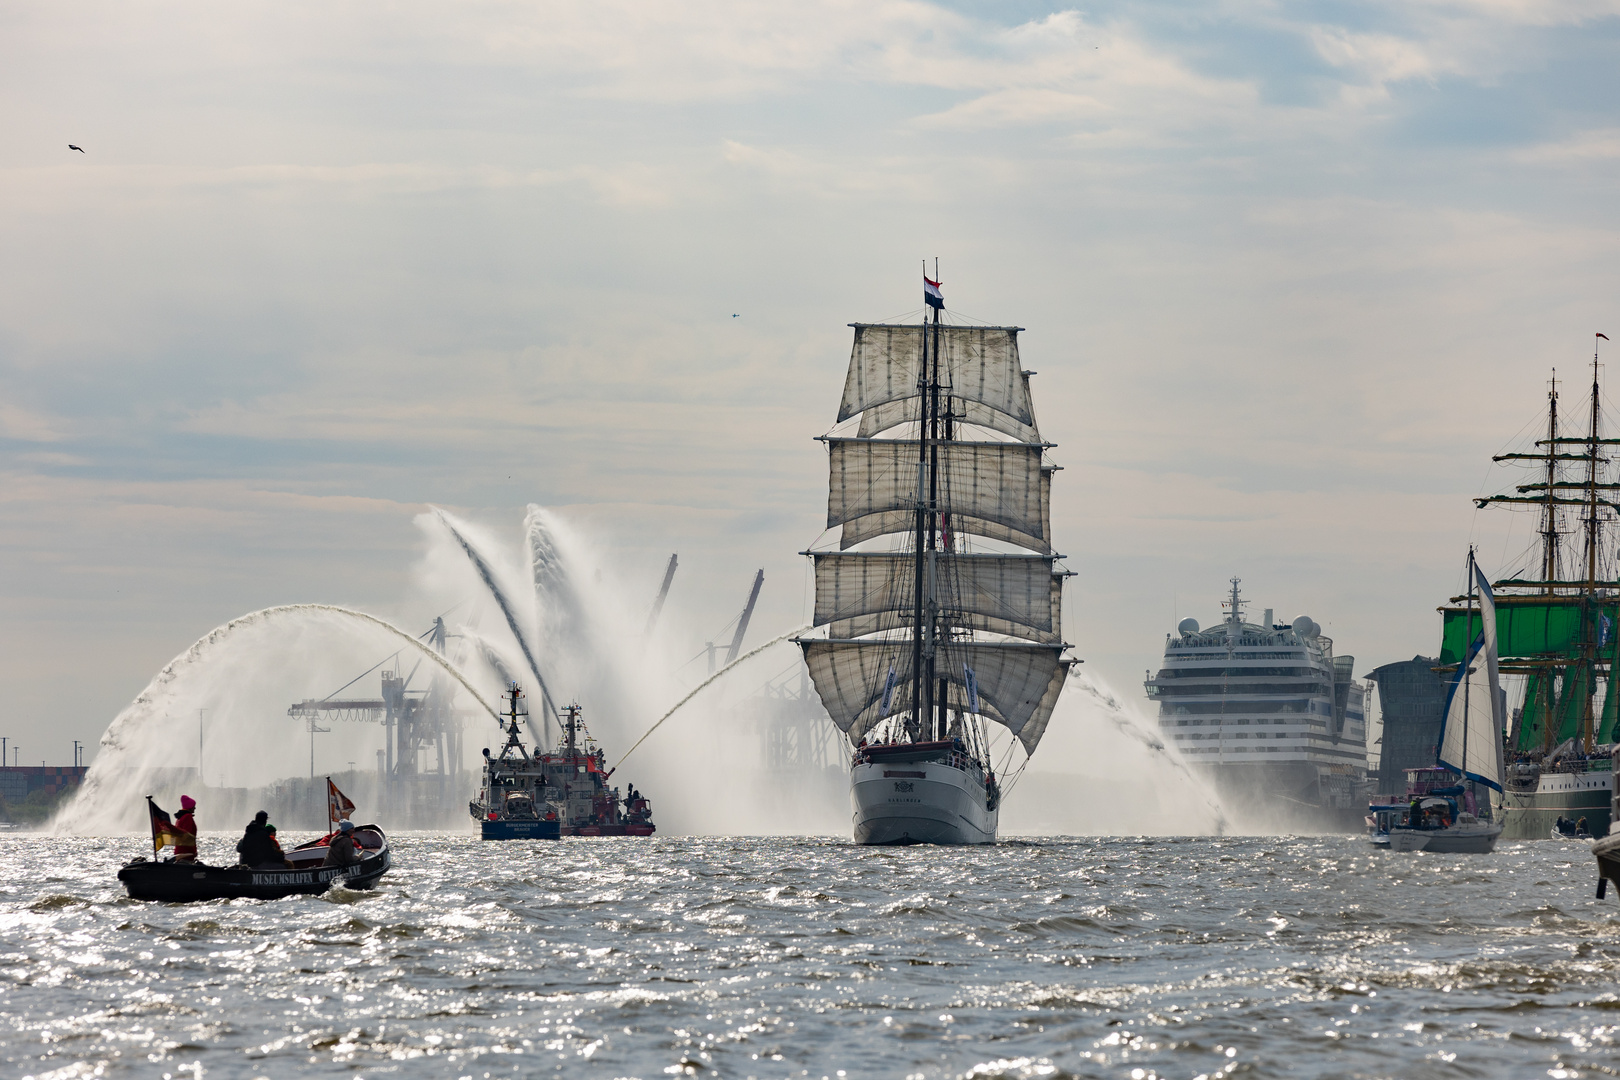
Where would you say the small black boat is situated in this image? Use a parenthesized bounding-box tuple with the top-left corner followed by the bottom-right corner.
(117, 824, 391, 902)
(1596, 832, 1620, 899)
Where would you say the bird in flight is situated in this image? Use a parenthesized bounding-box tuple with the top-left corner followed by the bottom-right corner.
(68, 144, 84, 153)
(732, 313, 740, 318)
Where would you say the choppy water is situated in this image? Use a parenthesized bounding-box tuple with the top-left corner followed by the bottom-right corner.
(3, 834, 1617, 1079)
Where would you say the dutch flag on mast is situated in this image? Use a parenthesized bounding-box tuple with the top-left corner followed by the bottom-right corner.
(924, 275, 944, 310)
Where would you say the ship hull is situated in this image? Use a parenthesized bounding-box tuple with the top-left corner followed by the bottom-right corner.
(850, 758, 997, 845)
(481, 819, 562, 840)
(1387, 822, 1502, 854)
(1497, 771, 1613, 840)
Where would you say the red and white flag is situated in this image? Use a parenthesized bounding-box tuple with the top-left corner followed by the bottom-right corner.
(327, 778, 356, 829)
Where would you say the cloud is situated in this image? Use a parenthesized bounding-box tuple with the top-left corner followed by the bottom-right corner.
(2, 0, 1619, 786)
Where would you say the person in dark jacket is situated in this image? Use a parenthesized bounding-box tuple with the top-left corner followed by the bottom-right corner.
(236, 810, 273, 866)
(262, 825, 293, 868)
(323, 820, 361, 867)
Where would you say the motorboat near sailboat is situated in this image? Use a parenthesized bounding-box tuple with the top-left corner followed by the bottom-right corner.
(796, 273, 1076, 845)
(1389, 551, 1505, 854)
(469, 684, 655, 839)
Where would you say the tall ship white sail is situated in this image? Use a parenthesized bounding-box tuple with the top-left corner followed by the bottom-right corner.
(796, 275, 1075, 845)
(1145, 579, 1369, 829)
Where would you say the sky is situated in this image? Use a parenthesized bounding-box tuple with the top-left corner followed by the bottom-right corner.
(2, 0, 1619, 779)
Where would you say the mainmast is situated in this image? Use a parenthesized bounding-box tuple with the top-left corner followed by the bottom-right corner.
(926, 258, 943, 742)
(1545, 372, 1561, 592)
(1465, 338, 1620, 755)
(798, 279, 1073, 760)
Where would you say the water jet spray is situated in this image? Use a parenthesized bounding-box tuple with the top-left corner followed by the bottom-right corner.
(615, 629, 810, 768)
(54, 603, 501, 834)
(434, 509, 561, 724)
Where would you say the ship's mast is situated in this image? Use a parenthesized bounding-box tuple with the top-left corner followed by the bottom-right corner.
(926, 257, 942, 742)
(1587, 356, 1602, 591)
(1543, 371, 1560, 593)
(911, 260, 945, 744)
(1463, 548, 1475, 782)
(911, 265, 929, 742)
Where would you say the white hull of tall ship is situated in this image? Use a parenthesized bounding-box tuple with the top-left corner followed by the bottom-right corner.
(1387, 819, 1503, 854)
(851, 755, 998, 845)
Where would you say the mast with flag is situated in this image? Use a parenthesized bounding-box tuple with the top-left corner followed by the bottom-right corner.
(146, 797, 182, 856)
(326, 777, 357, 834)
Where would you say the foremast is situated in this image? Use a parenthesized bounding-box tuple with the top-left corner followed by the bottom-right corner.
(1454, 336, 1619, 755)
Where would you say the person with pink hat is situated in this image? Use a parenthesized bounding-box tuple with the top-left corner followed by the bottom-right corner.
(174, 795, 198, 864)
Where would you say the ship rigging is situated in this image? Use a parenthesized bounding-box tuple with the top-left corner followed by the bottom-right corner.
(796, 270, 1076, 844)
(1454, 335, 1618, 838)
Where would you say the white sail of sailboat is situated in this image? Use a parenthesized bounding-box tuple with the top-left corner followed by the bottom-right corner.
(1438, 554, 1506, 793)
(1390, 549, 1504, 853)
(796, 276, 1076, 845)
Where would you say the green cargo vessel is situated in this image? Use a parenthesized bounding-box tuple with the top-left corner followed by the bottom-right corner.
(1447, 343, 1617, 840)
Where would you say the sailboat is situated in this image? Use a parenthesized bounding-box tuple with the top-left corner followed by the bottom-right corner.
(796, 272, 1076, 845)
(1389, 550, 1505, 853)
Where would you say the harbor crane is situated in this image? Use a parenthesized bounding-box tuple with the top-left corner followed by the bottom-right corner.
(707, 569, 765, 672)
(287, 614, 473, 815)
(728, 569, 765, 663)
(644, 554, 678, 634)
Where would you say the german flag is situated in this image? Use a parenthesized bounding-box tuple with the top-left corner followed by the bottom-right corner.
(147, 797, 182, 855)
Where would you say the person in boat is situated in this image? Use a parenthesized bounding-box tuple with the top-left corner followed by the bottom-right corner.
(236, 810, 272, 866)
(322, 820, 361, 867)
(263, 825, 293, 868)
(1578, 816, 1590, 836)
(174, 795, 198, 863)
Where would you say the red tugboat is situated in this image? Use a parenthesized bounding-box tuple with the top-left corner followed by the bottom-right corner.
(470, 684, 655, 839)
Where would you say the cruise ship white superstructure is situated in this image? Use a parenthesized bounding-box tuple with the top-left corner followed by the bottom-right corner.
(1144, 579, 1368, 828)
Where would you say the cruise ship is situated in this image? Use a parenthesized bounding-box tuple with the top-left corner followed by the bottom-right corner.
(1144, 579, 1369, 830)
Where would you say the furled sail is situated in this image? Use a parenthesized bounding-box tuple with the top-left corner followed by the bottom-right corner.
(826, 438, 1052, 553)
(812, 551, 1062, 643)
(801, 639, 1070, 752)
(839, 325, 1038, 442)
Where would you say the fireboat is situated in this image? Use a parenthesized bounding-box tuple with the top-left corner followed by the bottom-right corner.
(469, 683, 655, 839)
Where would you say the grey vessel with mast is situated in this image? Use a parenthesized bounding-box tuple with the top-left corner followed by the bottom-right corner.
(796, 270, 1076, 845)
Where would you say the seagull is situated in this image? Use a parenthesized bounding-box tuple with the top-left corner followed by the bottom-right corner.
(68, 144, 84, 152)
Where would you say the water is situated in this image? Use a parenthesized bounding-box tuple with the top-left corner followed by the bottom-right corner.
(5, 834, 1616, 1079)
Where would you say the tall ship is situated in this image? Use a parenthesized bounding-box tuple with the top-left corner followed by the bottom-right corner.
(1459, 344, 1617, 839)
(1144, 579, 1368, 829)
(469, 684, 655, 839)
(797, 273, 1075, 845)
